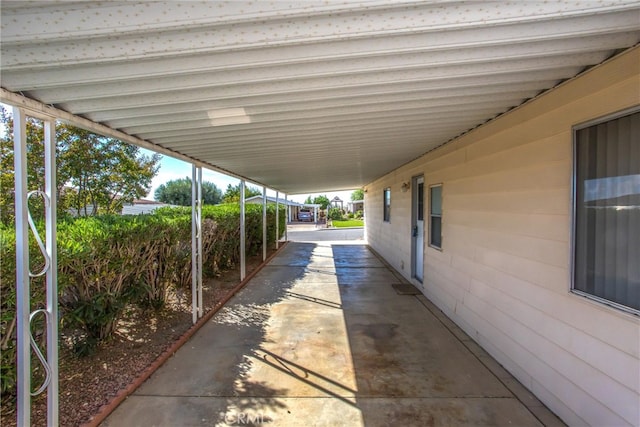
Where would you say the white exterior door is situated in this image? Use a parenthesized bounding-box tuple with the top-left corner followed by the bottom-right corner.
(413, 176, 425, 282)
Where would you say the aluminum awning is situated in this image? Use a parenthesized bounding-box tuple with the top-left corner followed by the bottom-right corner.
(2, 0, 639, 194)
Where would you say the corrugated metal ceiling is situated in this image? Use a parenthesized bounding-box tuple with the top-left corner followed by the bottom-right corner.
(1, 1, 639, 194)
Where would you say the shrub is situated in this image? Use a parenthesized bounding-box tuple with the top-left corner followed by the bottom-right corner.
(57, 216, 150, 351)
(1, 203, 287, 391)
(127, 214, 185, 310)
(58, 204, 286, 350)
(0, 224, 48, 396)
(328, 207, 343, 220)
(200, 203, 285, 274)
(0, 227, 18, 396)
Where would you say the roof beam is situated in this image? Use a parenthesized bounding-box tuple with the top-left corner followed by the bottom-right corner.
(2, 3, 637, 69)
(27, 52, 606, 104)
(4, 30, 636, 91)
(85, 79, 557, 122)
(0, 88, 276, 191)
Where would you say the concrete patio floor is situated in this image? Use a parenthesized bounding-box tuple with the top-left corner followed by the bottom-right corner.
(103, 241, 564, 427)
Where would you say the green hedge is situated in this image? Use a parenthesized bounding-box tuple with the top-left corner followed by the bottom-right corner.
(0, 221, 52, 395)
(0, 204, 285, 395)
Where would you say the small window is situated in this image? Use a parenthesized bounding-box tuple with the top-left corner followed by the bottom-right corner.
(573, 109, 639, 314)
(417, 181, 424, 221)
(383, 188, 391, 222)
(429, 184, 442, 248)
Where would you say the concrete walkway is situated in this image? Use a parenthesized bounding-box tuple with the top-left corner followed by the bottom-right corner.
(103, 242, 563, 427)
(287, 227, 364, 242)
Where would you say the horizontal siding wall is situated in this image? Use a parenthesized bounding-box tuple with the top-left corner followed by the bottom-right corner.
(365, 47, 640, 427)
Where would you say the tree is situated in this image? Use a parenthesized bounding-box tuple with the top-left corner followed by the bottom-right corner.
(0, 108, 47, 224)
(155, 177, 222, 206)
(313, 195, 331, 210)
(57, 126, 160, 216)
(0, 106, 161, 222)
(300, 194, 330, 209)
(222, 183, 262, 203)
(351, 188, 364, 201)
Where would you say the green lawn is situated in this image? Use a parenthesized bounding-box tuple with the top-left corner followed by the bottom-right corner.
(331, 219, 364, 228)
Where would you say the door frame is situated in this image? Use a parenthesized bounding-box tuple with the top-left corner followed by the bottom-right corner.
(411, 175, 425, 283)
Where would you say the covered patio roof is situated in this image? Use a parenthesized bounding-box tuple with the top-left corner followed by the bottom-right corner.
(1, 1, 639, 194)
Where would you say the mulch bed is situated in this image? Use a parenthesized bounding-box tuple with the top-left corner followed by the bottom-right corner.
(1, 249, 277, 427)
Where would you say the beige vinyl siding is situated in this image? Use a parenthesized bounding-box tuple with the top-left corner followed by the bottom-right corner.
(364, 47, 640, 427)
(368, 183, 412, 272)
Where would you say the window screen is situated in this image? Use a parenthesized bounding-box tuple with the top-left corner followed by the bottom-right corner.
(573, 110, 639, 313)
(430, 184, 442, 248)
(383, 188, 391, 222)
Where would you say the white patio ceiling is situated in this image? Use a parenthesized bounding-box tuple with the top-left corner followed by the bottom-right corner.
(1, 1, 639, 194)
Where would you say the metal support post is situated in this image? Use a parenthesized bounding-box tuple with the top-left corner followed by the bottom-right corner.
(262, 186, 267, 262)
(196, 167, 203, 318)
(240, 180, 246, 280)
(44, 119, 59, 426)
(15, 108, 59, 426)
(284, 194, 289, 242)
(191, 165, 203, 324)
(14, 107, 30, 427)
(275, 191, 279, 249)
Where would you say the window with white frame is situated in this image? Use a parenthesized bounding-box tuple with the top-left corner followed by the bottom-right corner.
(429, 184, 442, 249)
(573, 109, 639, 313)
(383, 188, 391, 222)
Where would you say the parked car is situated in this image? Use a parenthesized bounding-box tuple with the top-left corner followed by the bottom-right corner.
(298, 209, 313, 222)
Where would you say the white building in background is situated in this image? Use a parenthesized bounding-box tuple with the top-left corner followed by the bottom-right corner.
(121, 199, 172, 215)
(348, 200, 364, 214)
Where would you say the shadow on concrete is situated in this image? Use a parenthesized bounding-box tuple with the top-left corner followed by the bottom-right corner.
(196, 243, 331, 425)
(103, 243, 321, 426)
(257, 348, 357, 408)
(334, 244, 559, 427)
(104, 241, 562, 426)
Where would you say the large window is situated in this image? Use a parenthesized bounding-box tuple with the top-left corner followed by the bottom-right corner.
(429, 184, 442, 249)
(573, 109, 639, 314)
(383, 188, 391, 222)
